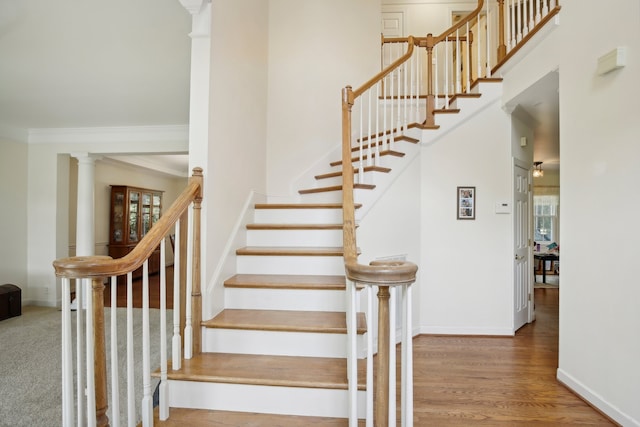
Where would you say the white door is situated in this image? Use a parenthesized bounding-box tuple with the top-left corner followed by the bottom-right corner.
(381, 11, 404, 38)
(514, 163, 532, 331)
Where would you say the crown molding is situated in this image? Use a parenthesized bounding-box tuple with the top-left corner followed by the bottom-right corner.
(27, 124, 189, 145)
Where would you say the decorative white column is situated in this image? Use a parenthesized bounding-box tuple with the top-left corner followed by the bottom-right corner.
(178, 0, 211, 318)
(72, 153, 99, 257)
(70, 152, 100, 309)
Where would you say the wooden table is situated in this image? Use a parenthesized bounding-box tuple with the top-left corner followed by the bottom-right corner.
(534, 253, 559, 283)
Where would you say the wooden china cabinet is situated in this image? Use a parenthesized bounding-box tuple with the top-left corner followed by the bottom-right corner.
(108, 185, 163, 280)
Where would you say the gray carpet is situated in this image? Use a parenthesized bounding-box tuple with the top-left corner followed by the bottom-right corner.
(0, 306, 172, 427)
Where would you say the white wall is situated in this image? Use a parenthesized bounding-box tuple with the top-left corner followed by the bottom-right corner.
(382, 0, 479, 37)
(420, 100, 513, 335)
(500, 1, 640, 424)
(265, 0, 381, 199)
(206, 0, 269, 315)
(0, 139, 28, 293)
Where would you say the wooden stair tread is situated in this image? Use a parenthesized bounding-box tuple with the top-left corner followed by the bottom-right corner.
(433, 108, 461, 114)
(202, 309, 367, 334)
(224, 274, 347, 290)
(354, 133, 419, 148)
(163, 352, 366, 390)
(149, 407, 365, 426)
(254, 203, 361, 209)
(298, 183, 375, 195)
(329, 150, 405, 167)
(236, 246, 347, 256)
(247, 223, 343, 230)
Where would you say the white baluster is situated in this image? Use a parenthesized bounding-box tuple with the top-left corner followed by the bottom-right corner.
(466, 22, 471, 91)
(388, 287, 396, 427)
(477, 14, 482, 78)
(141, 261, 152, 426)
(523, 0, 529, 35)
(543, 0, 550, 15)
(126, 272, 135, 427)
(110, 276, 120, 427)
(62, 278, 74, 427)
(366, 285, 374, 427)
(347, 279, 358, 427)
(434, 46, 439, 109)
(76, 279, 85, 427)
(507, 0, 512, 51)
(528, 0, 535, 31)
(535, 0, 542, 24)
(401, 284, 413, 427)
(445, 36, 450, 105)
(86, 279, 96, 427)
(517, 0, 522, 43)
(367, 90, 373, 168)
(159, 239, 169, 420)
(172, 220, 182, 371)
(511, 0, 517, 48)
(358, 98, 364, 182)
(375, 84, 381, 164)
(486, 0, 491, 77)
(455, 28, 461, 94)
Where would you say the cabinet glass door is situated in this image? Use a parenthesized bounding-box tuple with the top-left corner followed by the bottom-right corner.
(112, 191, 124, 242)
(129, 192, 139, 242)
(141, 193, 151, 237)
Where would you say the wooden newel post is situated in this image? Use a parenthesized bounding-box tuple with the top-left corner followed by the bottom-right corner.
(497, 0, 507, 61)
(191, 167, 203, 355)
(424, 34, 436, 128)
(375, 285, 391, 427)
(92, 277, 110, 427)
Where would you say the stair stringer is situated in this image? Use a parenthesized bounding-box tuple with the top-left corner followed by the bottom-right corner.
(420, 80, 504, 147)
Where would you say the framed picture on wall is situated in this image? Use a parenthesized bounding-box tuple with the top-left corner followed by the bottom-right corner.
(457, 186, 476, 220)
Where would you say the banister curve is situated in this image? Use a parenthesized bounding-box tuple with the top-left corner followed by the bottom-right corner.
(53, 167, 203, 279)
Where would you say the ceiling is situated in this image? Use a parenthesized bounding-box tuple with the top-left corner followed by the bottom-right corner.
(507, 71, 560, 171)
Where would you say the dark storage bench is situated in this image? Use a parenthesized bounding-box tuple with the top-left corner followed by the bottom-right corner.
(0, 284, 21, 321)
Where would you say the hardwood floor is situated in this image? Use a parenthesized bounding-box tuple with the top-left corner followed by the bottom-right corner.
(147, 288, 614, 426)
(103, 266, 174, 309)
(410, 288, 614, 425)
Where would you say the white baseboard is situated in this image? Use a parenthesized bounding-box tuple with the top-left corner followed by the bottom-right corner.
(557, 368, 639, 427)
(419, 325, 514, 336)
(23, 298, 58, 308)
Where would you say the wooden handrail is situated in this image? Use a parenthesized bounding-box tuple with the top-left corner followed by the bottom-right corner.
(353, 36, 416, 98)
(433, 0, 484, 45)
(53, 168, 203, 279)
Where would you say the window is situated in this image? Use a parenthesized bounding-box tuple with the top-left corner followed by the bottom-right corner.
(533, 195, 559, 242)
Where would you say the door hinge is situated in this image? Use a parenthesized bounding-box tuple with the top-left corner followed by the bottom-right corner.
(528, 293, 532, 301)
(528, 238, 531, 246)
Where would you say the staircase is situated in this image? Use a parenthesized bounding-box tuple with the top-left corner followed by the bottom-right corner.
(162, 202, 365, 420)
(158, 84, 501, 425)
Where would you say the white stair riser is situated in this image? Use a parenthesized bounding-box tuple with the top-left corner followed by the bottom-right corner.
(203, 328, 365, 358)
(168, 380, 366, 419)
(300, 188, 373, 205)
(237, 255, 345, 275)
(254, 208, 342, 224)
(225, 287, 346, 311)
(246, 229, 343, 247)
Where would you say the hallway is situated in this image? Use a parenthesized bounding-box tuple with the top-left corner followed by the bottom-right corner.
(411, 288, 612, 425)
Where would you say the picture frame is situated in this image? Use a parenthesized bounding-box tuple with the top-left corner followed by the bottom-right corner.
(457, 186, 476, 220)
